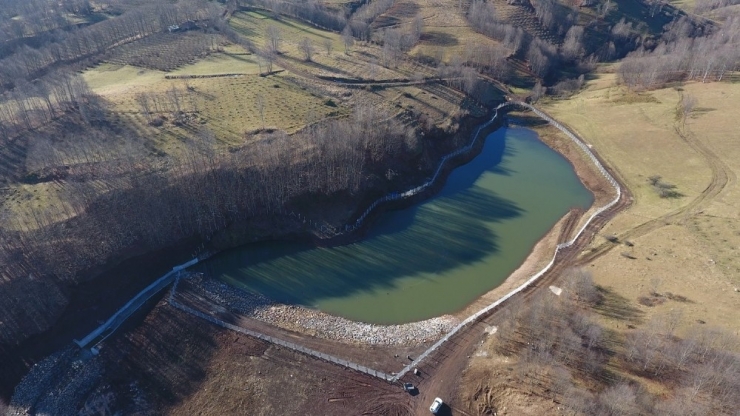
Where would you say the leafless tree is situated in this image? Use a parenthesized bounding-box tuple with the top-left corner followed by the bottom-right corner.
(566, 269, 600, 305)
(256, 94, 265, 128)
(598, 383, 639, 415)
(611, 18, 633, 40)
(342, 26, 354, 54)
(678, 94, 697, 127)
(527, 39, 557, 78)
(531, 81, 546, 102)
(135, 93, 153, 122)
(266, 24, 281, 53)
(412, 14, 424, 40)
(299, 37, 315, 61)
(562, 26, 585, 61)
(262, 49, 276, 74)
(323, 38, 333, 55)
(462, 67, 478, 94)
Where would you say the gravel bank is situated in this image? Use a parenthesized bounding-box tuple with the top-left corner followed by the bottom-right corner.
(181, 274, 458, 346)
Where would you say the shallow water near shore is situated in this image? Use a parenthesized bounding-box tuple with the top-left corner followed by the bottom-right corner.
(198, 127, 593, 324)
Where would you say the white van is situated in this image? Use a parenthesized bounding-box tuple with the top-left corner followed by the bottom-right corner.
(430, 397, 443, 414)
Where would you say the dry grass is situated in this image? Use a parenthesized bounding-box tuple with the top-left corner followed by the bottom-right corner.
(459, 74, 740, 413)
(84, 61, 346, 144)
(541, 74, 740, 333)
(231, 10, 343, 58)
(409, 1, 504, 63)
(669, 0, 698, 13)
(0, 183, 71, 231)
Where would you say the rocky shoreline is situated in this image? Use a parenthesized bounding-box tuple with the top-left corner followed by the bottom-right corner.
(182, 274, 458, 346)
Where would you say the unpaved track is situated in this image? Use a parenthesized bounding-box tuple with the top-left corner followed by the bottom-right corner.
(578, 123, 732, 265)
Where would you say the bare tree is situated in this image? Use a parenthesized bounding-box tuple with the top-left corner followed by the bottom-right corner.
(342, 26, 354, 54)
(266, 25, 281, 53)
(263, 49, 276, 74)
(256, 94, 265, 129)
(561, 26, 585, 61)
(462, 67, 478, 94)
(598, 383, 639, 415)
(135, 93, 152, 122)
(323, 38, 333, 55)
(527, 40, 555, 78)
(299, 37, 314, 61)
(531, 81, 546, 102)
(678, 94, 697, 127)
(413, 14, 424, 40)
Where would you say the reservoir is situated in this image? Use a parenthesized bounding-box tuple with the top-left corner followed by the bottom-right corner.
(199, 127, 594, 324)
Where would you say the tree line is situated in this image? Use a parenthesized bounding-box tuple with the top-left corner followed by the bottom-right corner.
(0, 0, 92, 46)
(0, 71, 101, 142)
(0, 0, 222, 93)
(619, 16, 740, 89)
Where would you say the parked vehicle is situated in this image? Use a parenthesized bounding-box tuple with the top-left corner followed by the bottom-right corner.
(430, 397, 443, 414)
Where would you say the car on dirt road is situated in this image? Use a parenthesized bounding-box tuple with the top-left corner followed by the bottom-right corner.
(430, 397, 443, 414)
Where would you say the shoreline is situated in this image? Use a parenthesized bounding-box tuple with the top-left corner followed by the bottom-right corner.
(0, 109, 502, 398)
(7, 103, 627, 410)
(5, 103, 620, 399)
(182, 111, 616, 342)
(181, 274, 458, 346)
(448, 113, 617, 321)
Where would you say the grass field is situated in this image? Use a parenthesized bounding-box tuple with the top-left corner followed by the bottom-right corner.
(458, 73, 740, 414)
(408, 1, 505, 64)
(542, 74, 740, 332)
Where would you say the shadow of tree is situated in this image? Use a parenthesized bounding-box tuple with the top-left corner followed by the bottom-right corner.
(198, 130, 520, 314)
(593, 287, 644, 325)
(420, 31, 459, 47)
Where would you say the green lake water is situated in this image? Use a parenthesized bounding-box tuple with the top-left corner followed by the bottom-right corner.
(198, 127, 594, 324)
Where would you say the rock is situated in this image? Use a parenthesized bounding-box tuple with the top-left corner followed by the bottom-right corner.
(191, 276, 458, 346)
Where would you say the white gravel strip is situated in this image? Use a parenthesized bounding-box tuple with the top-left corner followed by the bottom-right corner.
(184, 274, 458, 346)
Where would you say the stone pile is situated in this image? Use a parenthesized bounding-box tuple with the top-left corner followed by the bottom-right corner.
(185, 275, 457, 346)
(8, 348, 103, 416)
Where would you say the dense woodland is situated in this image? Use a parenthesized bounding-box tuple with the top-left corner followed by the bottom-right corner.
(0, 0, 739, 410)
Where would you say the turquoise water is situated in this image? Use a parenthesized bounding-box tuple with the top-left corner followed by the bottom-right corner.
(198, 127, 594, 324)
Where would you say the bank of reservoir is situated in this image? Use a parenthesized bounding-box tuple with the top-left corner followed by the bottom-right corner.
(199, 127, 594, 324)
